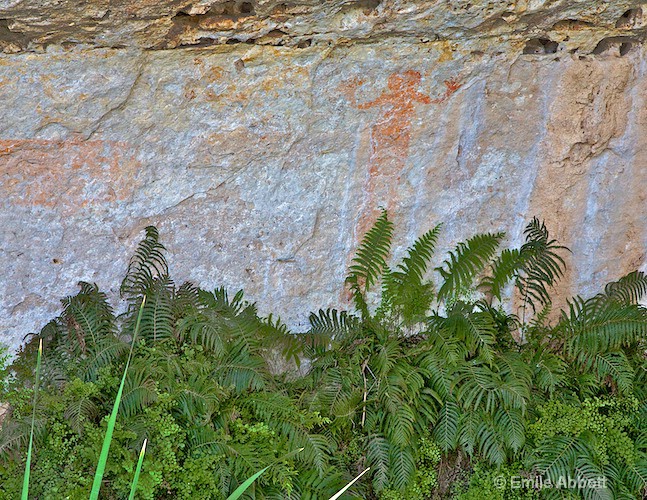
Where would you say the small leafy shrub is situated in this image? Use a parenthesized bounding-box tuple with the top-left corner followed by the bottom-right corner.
(1, 212, 646, 499)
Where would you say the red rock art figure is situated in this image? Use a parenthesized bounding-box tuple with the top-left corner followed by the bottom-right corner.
(347, 70, 460, 238)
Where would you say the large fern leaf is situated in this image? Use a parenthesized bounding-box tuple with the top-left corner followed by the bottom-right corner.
(389, 445, 416, 491)
(436, 232, 504, 303)
(120, 226, 168, 298)
(366, 434, 390, 491)
(517, 218, 568, 313)
(61, 282, 116, 354)
(602, 271, 647, 306)
(139, 278, 175, 342)
(433, 399, 460, 452)
(346, 210, 394, 315)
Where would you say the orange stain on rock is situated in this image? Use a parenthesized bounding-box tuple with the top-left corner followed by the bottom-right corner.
(205, 65, 225, 83)
(349, 70, 460, 237)
(0, 139, 141, 212)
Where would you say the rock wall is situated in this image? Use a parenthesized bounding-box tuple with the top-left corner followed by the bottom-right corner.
(1, 1, 647, 351)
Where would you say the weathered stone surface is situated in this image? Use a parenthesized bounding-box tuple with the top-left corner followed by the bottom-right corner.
(1, 2, 647, 351)
(0, 1, 646, 53)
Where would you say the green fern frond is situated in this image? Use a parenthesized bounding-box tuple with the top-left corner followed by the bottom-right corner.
(528, 433, 596, 484)
(389, 445, 416, 491)
(602, 271, 647, 306)
(173, 281, 200, 317)
(475, 414, 506, 465)
(497, 407, 525, 452)
(517, 218, 568, 314)
(63, 388, 99, 434)
(198, 288, 247, 316)
(385, 404, 416, 448)
(528, 349, 567, 394)
(304, 309, 360, 358)
(120, 368, 158, 418)
(621, 453, 647, 497)
(61, 282, 116, 354)
(0, 416, 38, 459)
(396, 224, 442, 284)
(381, 224, 442, 323)
(120, 226, 168, 298)
(176, 309, 225, 355)
(441, 304, 498, 363)
(82, 336, 130, 382)
(291, 468, 349, 499)
(366, 434, 390, 491)
(245, 392, 332, 474)
(214, 341, 267, 393)
(436, 232, 504, 303)
(497, 352, 532, 410)
(308, 309, 358, 339)
(186, 427, 229, 459)
(454, 363, 502, 413)
(258, 314, 301, 367)
(586, 351, 635, 394)
(174, 374, 224, 423)
(562, 298, 647, 357)
(139, 278, 175, 342)
(481, 248, 524, 302)
(346, 209, 394, 315)
(433, 399, 460, 452)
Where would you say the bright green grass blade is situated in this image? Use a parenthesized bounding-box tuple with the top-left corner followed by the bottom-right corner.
(21, 338, 42, 500)
(328, 467, 370, 500)
(128, 438, 147, 500)
(226, 466, 269, 500)
(90, 296, 146, 500)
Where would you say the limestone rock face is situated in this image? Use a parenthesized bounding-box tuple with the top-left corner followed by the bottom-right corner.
(1, 1, 647, 351)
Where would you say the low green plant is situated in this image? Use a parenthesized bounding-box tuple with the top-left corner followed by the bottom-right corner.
(1, 212, 646, 499)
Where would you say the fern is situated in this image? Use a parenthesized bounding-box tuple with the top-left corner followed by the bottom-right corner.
(346, 209, 394, 316)
(433, 399, 460, 452)
(389, 445, 416, 491)
(63, 388, 99, 433)
(436, 232, 504, 303)
(437, 304, 498, 363)
(562, 297, 647, 359)
(139, 277, 175, 342)
(61, 281, 116, 354)
(120, 226, 168, 298)
(120, 367, 158, 418)
(381, 224, 442, 323)
(366, 434, 390, 491)
(602, 271, 647, 306)
(517, 217, 568, 315)
(6, 217, 647, 499)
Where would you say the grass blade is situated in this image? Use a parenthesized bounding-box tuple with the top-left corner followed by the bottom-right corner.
(328, 467, 370, 500)
(226, 466, 269, 500)
(21, 338, 43, 500)
(128, 438, 147, 500)
(90, 296, 146, 500)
